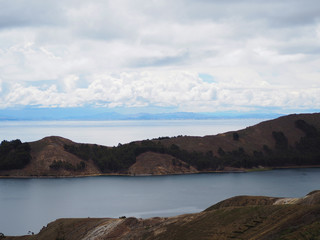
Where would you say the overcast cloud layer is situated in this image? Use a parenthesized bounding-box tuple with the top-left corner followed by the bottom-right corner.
(0, 0, 320, 113)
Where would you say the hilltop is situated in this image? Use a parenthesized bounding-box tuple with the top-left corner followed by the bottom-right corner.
(0, 113, 320, 177)
(5, 190, 320, 239)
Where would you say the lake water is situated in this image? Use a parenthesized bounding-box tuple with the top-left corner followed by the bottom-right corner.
(0, 119, 265, 146)
(1, 168, 320, 236)
(2, 119, 318, 236)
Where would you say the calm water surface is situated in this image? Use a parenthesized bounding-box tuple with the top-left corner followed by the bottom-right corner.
(1, 168, 320, 236)
(0, 119, 265, 146)
(1, 119, 318, 236)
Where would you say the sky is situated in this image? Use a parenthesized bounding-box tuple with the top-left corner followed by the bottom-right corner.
(0, 0, 320, 117)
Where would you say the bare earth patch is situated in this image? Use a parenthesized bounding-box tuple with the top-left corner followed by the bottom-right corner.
(129, 151, 198, 175)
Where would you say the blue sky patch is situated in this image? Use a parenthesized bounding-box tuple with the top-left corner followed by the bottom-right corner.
(199, 73, 216, 83)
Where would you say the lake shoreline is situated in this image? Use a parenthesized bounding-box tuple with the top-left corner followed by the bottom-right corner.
(1, 165, 320, 179)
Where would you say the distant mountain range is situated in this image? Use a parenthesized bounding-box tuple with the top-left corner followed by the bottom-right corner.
(0, 107, 282, 120)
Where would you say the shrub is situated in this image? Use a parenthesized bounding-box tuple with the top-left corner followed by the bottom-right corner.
(0, 139, 31, 170)
(233, 132, 239, 141)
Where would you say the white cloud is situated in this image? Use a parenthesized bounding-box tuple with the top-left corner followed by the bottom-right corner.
(2, 83, 58, 108)
(62, 75, 78, 92)
(1, 71, 320, 113)
(0, 0, 320, 113)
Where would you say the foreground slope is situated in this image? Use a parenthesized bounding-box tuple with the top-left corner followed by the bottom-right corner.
(1, 113, 320, 177)
(6, 191, 320, 240)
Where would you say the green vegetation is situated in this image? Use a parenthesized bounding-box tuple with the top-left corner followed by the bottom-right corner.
(64, 140, 217, 172)
(233, 132, 239, 141)
(272, 131, 288, 150)
(49, 160, 86, 171)
(294, 120, 320, 163)
(64, 142, 141, 173)
(0, 139, 31, 170)
(214, 119, 320, 169)
(64, 140, 225, 172)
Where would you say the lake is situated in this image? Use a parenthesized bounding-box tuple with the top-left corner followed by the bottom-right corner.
(2, 119, 317, 236)
(1, 168, 320, 236)
(0, 119, 265, 146)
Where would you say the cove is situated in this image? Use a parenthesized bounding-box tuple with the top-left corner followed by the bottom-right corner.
(1, 168, 320, 236)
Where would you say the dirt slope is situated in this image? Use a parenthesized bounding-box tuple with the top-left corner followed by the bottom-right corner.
(128, 151, 198, 175)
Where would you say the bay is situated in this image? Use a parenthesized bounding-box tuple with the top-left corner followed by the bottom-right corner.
(0, 119, 265, 146)
(2, 118, 318, 236)
(1, 168, 320, 236)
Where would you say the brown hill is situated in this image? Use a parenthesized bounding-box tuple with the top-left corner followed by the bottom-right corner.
(158, 113, 320, 156)
(0, 136, 100, 177)
(6, 191, 320, 240)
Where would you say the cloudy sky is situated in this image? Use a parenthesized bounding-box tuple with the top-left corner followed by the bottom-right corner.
(1, 0, 320, 115)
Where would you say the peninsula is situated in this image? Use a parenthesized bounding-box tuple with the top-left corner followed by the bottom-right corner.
(1, 113, 320, 177)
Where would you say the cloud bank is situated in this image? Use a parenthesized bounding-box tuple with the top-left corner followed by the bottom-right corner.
(0, 0, 320, 113)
